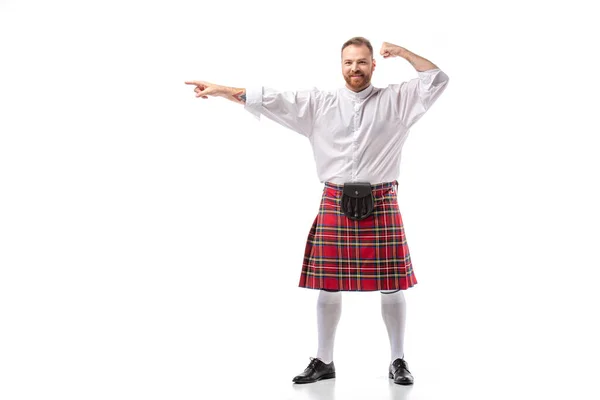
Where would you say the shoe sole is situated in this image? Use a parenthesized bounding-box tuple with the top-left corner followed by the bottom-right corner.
(293, 372, 336, 384)
(389, 372, 414, 385)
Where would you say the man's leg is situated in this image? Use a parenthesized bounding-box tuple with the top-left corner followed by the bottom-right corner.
(316, 289, 342, 364)
(292, 289, 341, 383)
(381, 289, 406, 360)
(381, 289, 413, 385)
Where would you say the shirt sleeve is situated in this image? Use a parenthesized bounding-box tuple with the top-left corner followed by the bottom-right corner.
(243, 87, 319, 138)
(388, 68, 449, 128)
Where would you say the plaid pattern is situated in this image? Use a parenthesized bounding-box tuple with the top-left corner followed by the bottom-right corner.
(299, 180, 417, 291)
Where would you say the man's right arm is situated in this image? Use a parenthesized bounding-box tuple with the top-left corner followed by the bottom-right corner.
(219, 86, 247, 104)
(185, 80, 319, 138)
(184, 80, 247, 104)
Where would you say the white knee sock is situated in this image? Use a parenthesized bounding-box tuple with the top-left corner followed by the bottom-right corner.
(316, 290, 342, 364)
(381, 290, 406, 361)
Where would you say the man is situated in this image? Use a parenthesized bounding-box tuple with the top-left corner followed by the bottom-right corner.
(185, 37, 449, 385)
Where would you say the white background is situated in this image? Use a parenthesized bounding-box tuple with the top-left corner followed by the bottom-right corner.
(1, 0, 599, 399)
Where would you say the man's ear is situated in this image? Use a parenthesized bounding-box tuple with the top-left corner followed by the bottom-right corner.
(372, 58, 376, 71)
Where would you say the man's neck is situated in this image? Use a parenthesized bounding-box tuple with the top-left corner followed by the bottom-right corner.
(345, 83, 371, 93)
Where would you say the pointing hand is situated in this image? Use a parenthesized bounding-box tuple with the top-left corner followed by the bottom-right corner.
(184, 80, 222, 99)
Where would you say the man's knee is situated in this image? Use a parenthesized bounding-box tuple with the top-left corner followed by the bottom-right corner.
(380, 289, 400, 294)
(318, 288, 341, 305)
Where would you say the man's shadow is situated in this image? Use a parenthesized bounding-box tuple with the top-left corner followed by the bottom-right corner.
(387, 380, 413, 400)
(292, 379, 336, 400)
(292, 379, 412, 400)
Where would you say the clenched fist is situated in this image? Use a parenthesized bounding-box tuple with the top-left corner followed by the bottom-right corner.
(379, 42, 406, 59)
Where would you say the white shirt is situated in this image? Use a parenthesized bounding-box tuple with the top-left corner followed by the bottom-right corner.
(244, 68, 449, 184)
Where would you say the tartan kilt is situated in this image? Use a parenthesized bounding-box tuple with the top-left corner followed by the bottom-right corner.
(299, 180, 417, 291)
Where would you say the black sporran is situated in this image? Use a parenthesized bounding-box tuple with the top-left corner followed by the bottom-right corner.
(341, 182, 374, 221)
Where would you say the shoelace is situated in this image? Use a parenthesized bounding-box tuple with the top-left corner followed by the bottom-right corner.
(306, 357, 321, 371)
(393, 359, 410, 373)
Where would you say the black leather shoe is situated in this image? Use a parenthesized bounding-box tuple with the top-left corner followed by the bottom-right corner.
(292, 357, 336, 384)
(389, 358, 414, 385)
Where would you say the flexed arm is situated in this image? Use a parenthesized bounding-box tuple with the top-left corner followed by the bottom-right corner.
(184, 80, 247, 104)
(379, 42, 449, 127)
(380, 42, 438, 72)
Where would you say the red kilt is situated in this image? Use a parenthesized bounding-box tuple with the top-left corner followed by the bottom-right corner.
(299, 180, 417, 291)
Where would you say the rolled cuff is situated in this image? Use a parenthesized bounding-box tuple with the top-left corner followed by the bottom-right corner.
(244, 87, 263, 121)
(417, 68, 449, 88)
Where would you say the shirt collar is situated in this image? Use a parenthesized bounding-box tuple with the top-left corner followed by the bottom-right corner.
(342, 83, 374, 100)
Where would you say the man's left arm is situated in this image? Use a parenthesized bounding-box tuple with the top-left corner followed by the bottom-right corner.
(380, 42, 449, 127)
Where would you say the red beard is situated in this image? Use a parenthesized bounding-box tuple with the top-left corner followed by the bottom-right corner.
(345, 73, 368, 90)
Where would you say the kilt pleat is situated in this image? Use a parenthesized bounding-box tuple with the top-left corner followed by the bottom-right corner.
(299, 180, 417, 291)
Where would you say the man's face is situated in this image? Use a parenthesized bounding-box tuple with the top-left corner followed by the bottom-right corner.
(342, 44, 376, 92)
